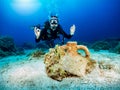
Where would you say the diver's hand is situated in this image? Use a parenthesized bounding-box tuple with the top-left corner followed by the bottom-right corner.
(70, 24, 76, 35)
(34, 27, 41, 39)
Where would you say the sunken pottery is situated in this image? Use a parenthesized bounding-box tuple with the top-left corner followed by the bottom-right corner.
(44, 41, 96, 81)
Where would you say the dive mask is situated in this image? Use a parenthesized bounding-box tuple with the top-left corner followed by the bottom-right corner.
(50, 16, 58, 27)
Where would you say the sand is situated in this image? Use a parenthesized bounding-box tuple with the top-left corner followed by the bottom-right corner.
(0, 49, 120, 90)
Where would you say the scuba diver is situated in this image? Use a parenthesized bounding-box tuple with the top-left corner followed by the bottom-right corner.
(33, 15, 76, 47)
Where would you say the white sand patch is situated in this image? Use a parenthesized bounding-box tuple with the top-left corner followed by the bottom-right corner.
(2, 59, 47, 84)
(83, 65, 120, 85)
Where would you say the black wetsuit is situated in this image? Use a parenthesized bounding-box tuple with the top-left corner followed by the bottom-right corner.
(35, 21, 72, 47)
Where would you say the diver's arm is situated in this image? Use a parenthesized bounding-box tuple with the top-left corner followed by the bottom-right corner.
(35, 21, 49, 42)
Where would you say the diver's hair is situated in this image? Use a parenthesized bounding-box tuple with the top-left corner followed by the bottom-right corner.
(49, 15, 58, 21)
(50, 13, 58, 18)
(48, 13, 58, 20)
(50, 15, 58, 18)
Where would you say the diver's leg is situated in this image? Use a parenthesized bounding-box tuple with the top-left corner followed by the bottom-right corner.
(46, 40, 55, 48)
(50, 40, 55, 48)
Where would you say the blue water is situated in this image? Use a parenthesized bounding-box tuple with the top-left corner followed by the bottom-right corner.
(0, 0, 120, 45)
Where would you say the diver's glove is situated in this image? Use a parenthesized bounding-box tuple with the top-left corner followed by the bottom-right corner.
(34, 27, 41, 39)
(70, 24, 76, 35)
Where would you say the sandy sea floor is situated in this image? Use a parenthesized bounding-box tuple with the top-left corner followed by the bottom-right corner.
(0, 49, 120, 90)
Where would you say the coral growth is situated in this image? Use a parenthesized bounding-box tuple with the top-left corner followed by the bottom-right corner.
(91, 41, 110, 51)
(44, 41, 96, 81)
(15, 47, 25, 55)
(0, 36, 16, 58)
(113, 42, 120, 54)
(0, 36, 16, 52)
(90, 38, 120, 53)
(0, 36, 26, 58)
(0, 49, 12, 58)
(30, 49, 45, 58)
(98, 61, 113, 70)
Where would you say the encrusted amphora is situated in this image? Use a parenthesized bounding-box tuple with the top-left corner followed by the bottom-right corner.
(44, 41, 96, 81)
